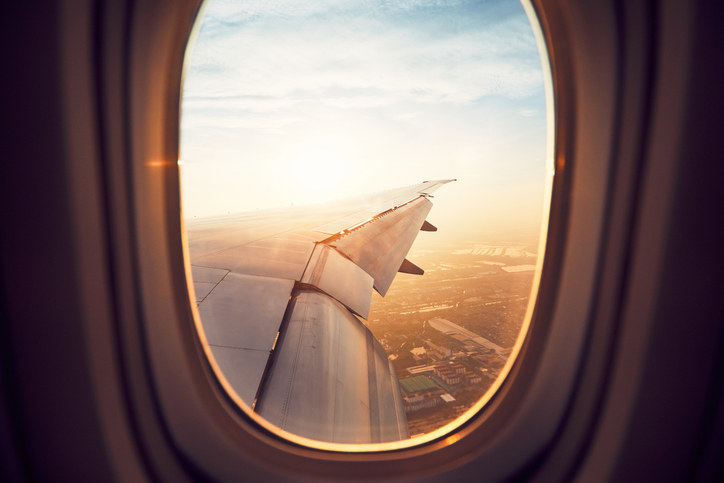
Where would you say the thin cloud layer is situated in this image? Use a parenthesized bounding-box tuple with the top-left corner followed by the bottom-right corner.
(180, 0, 548, 239)
(183, 0, 541, 121)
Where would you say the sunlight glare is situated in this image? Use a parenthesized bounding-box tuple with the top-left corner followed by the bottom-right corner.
(286, 140, 351, 201)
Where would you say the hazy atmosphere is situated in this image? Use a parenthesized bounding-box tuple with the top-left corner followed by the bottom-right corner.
(180, 0, 550, 242)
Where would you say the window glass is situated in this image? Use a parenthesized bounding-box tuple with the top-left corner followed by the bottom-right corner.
(180, 0, 551, 449)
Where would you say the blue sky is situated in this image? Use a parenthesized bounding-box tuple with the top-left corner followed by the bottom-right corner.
(180, 0, 550, 241)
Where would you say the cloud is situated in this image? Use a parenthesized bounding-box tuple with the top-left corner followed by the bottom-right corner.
(199, 0, 474, 26)
(180, 0, 549, 221)
(183, 0, 542, 115)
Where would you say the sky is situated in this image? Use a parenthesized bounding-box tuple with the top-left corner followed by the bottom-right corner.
(179, 0, 551, 242)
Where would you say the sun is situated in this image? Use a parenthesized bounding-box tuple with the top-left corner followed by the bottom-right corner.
(287, 141, 351, 202)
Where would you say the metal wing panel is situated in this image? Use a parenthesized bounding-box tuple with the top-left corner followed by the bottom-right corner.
(196, 273, 294, 406)
(386, 359, 409, 439)
(193, 236, 315, 281)
(255, 290, 408, 443)
(190, 265, 228, 303)
(313, 214, 380, 236)
(186, 180, 453, 261)
(197, 272, 293, 351)
(310, 179, 453, 235)
(364, 329, 411, 442)
(209, 346, 271, 406)
(186, 180, 453, 441)
(300, 245, 374, 318)
(330, 197, 433, 296)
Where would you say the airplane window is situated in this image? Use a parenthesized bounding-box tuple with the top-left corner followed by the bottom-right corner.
(180, 0, 551, 450)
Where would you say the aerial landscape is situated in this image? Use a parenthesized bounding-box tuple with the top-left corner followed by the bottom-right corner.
(368, 235, 539, 436)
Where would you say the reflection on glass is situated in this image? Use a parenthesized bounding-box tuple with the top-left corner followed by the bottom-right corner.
(180, 0, 551, 449)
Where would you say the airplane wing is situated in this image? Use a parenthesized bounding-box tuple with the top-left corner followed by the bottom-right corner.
(187, 179, 454, 443)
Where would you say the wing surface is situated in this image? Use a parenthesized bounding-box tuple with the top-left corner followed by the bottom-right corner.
(187, 179, 454, 443)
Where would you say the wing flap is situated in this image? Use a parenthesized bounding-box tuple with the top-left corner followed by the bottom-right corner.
(330, 197, 433, 296)
(300, 245, 374, 318)
(187, 180, 454, 438)
(256, 290, 409, 443)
